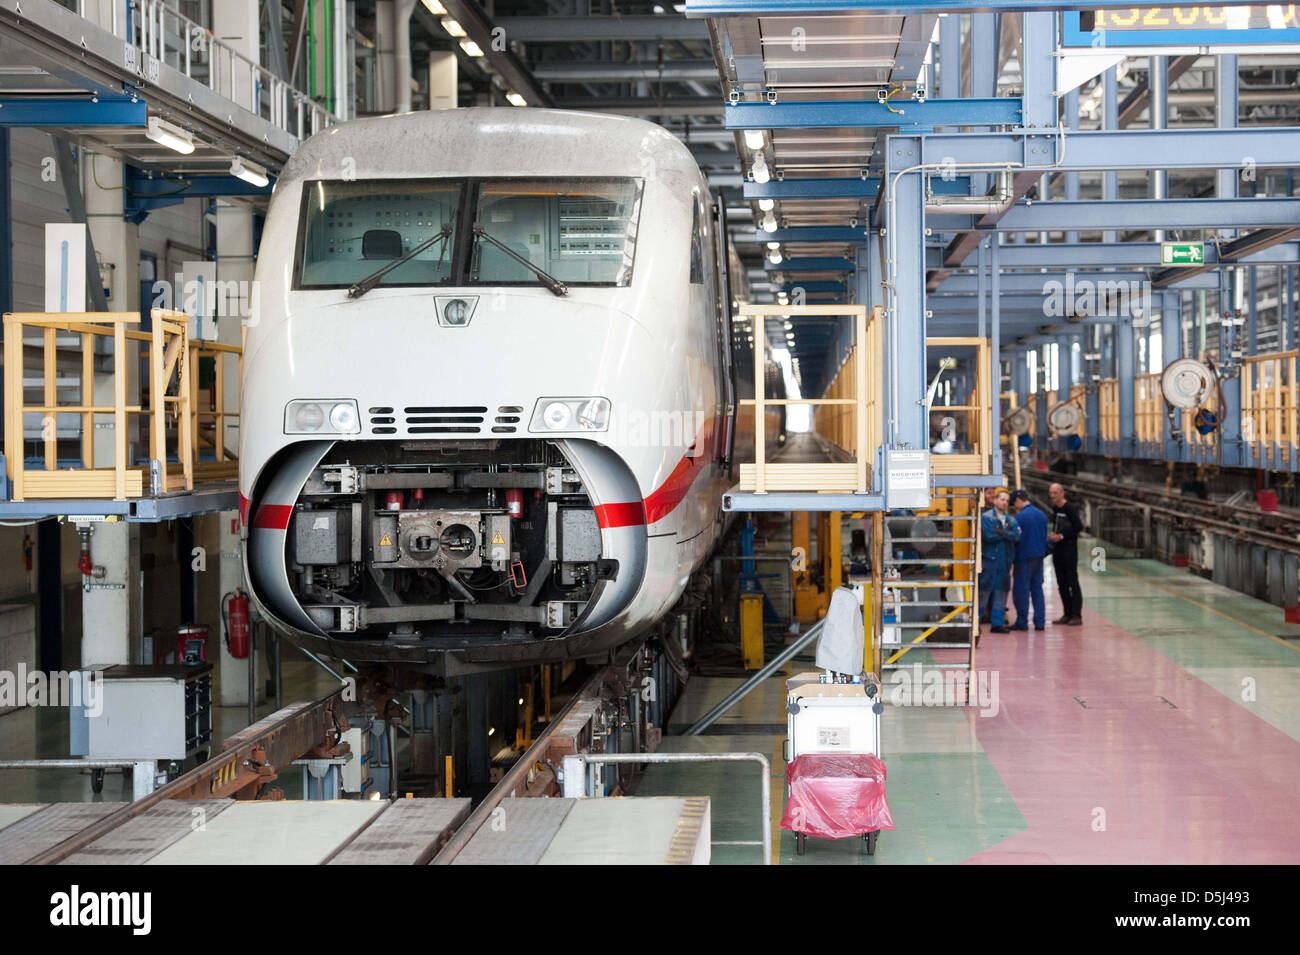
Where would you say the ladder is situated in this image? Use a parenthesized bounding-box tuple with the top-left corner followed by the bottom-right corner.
(876, 489, 980, 705)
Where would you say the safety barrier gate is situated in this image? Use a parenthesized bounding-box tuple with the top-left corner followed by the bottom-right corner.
(737, 303, 882, 494)
(1, 309, 240, 500)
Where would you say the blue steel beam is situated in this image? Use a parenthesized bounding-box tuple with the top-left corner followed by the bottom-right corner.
(745, 227, 865, 243)
(910, 127, 1300, 170)
(992, 198, 1300, 232)
(0, 95, 146, 127)
(781, 281, 847, 295)
(744, 177, 970, 202)
(746, 179, 879, 199)
(725, 98, 1022, 130)
(687, 0, 1241, 13)
(936, 241, 1300, 270)
(766, 257, 856, 273)
(123, 170, 274, 223)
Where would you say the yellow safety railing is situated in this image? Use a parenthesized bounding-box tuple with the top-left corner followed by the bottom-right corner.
(1242, 350, 1297, 463)
(1134, 372, 1163, 447)
(1098, 377, 1120, 442)
(3, 309, 197, 500)
(190, 334, 243, 482)
(739, 303, 881, 494)
(928, 336, 993, 476)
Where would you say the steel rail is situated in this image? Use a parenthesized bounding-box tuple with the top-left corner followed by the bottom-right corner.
(429, 667, 611, 865)
(1023, 472, 1300, 554)
(24, 687, 347, 865)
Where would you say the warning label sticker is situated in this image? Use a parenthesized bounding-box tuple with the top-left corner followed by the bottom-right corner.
(379, 533, 392, 547)
(491, 531, 505, 545)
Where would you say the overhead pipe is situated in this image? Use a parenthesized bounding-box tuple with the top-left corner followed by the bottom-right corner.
(924, 169, 1015, 216)
(394, 0, 418, 113)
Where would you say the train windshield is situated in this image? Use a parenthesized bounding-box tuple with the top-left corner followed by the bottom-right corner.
(469, 178, 641, 288)
(295, 177, 642, 291)
(297, 180, 463, 289)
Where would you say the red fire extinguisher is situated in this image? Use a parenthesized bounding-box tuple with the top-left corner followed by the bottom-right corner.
(223, 589, 250, 659)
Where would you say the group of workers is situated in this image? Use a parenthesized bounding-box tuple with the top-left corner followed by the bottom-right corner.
(979, 483, 1084, 634)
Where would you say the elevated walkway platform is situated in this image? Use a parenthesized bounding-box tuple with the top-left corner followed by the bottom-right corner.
(0, 0, 335, 176)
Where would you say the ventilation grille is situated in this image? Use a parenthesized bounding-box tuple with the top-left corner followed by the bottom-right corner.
(493, 405, 523, 435)
(368, 405, 524, 435)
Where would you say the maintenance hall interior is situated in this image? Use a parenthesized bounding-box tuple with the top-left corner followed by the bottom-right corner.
(0, 0, 1296, 887)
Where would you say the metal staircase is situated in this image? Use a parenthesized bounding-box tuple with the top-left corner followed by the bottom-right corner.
(877, 490, 980, 705)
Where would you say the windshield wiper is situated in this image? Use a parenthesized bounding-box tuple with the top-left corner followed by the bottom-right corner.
(472, 224, 568, 297)
(347, 223, 454, 299)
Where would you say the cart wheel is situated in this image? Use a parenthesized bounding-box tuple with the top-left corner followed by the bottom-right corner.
(795, 833, 806, 856)
(865, 830, 879, 856)
(91, 769, 104, 794)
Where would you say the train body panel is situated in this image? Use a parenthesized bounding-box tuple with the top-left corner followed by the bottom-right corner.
(238, 108, 734, 669)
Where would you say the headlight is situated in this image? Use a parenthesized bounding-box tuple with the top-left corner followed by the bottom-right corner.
(285, 399, 361, 434)
(329, 402, 358, 431)
(443, 298, 470, 326)
(529, 397, 610, 433)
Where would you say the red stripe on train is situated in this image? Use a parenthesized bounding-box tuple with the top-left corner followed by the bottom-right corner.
(594, 415, 723, 529)
(594, 501, 647, 528)
(251, 504, 294, 530)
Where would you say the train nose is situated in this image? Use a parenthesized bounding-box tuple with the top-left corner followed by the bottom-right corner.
(241, 435, 649, 663)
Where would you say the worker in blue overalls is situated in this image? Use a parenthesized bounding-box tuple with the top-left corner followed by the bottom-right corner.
(980, 489, 1021, 634)
(1009, 489, 1047, 631)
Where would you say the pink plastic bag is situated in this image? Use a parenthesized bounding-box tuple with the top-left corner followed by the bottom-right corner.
(780, 753, 895, 838)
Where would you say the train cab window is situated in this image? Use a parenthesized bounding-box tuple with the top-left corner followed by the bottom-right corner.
(296, 180, 463, 289)
(470, 178, 642, 288)
(689, 199, 705, 285)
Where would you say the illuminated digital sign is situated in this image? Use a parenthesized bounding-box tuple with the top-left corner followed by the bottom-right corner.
(1064, 6, 1300, 46)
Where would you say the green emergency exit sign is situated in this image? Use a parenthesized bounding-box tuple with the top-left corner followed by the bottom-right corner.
(1161, 242, 1205, 266)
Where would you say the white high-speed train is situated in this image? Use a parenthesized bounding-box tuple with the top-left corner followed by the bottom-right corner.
(239, 108, 742, 671)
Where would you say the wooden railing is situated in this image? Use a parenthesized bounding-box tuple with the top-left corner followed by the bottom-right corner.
(929, 336, 993, 476)
(1134, 372, 1162, 447)
(1098, 377, 1120, 442)
(190, 337, 242, 482)
(2, 309, 229, 500)
(1242, 350, 1297, 463)
(740, 303, 881, 494)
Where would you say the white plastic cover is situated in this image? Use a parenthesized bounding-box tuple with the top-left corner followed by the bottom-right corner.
(816, 587, 864, 676)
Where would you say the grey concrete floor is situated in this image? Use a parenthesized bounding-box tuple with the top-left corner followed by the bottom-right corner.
(0, 655, 344, 804)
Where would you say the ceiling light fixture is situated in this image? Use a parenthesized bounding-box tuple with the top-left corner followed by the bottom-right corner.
(146, 116, 195, 155)
(230, 156, 269, 188)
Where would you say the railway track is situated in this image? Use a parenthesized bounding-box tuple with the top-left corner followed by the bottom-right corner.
(8, 639, 673, 865)
(1022, 471, 1300, 555)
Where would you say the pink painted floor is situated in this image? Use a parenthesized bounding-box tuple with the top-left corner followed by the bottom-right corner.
(959, 594, 1300, 864)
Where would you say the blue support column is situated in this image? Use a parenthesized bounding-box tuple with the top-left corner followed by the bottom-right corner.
(1219, 270, 1242, 466)
(1086, 326, 1102, 455)
(1118, 318, 1135, 456)
(1021, 12, 1057, 130)
(939, 13, 961, 100)
(1217, 54, 1239, 240)
(976, 237, 988, 339)
(1247, 265, 1258, 355)
(990, 239, 1002, 475)
(1287, 266, 1296, 353)
(1162, 291, 1183, 461)
(971, 13, 996, 194)
(1064, 88, 1080, 245)
(867, 229, 886, 490)
(0, 128, 9, 318)
(1151, 55, 1168, 243)
(1103, 67, 1119, 245)
(886, 138, 928, 453)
